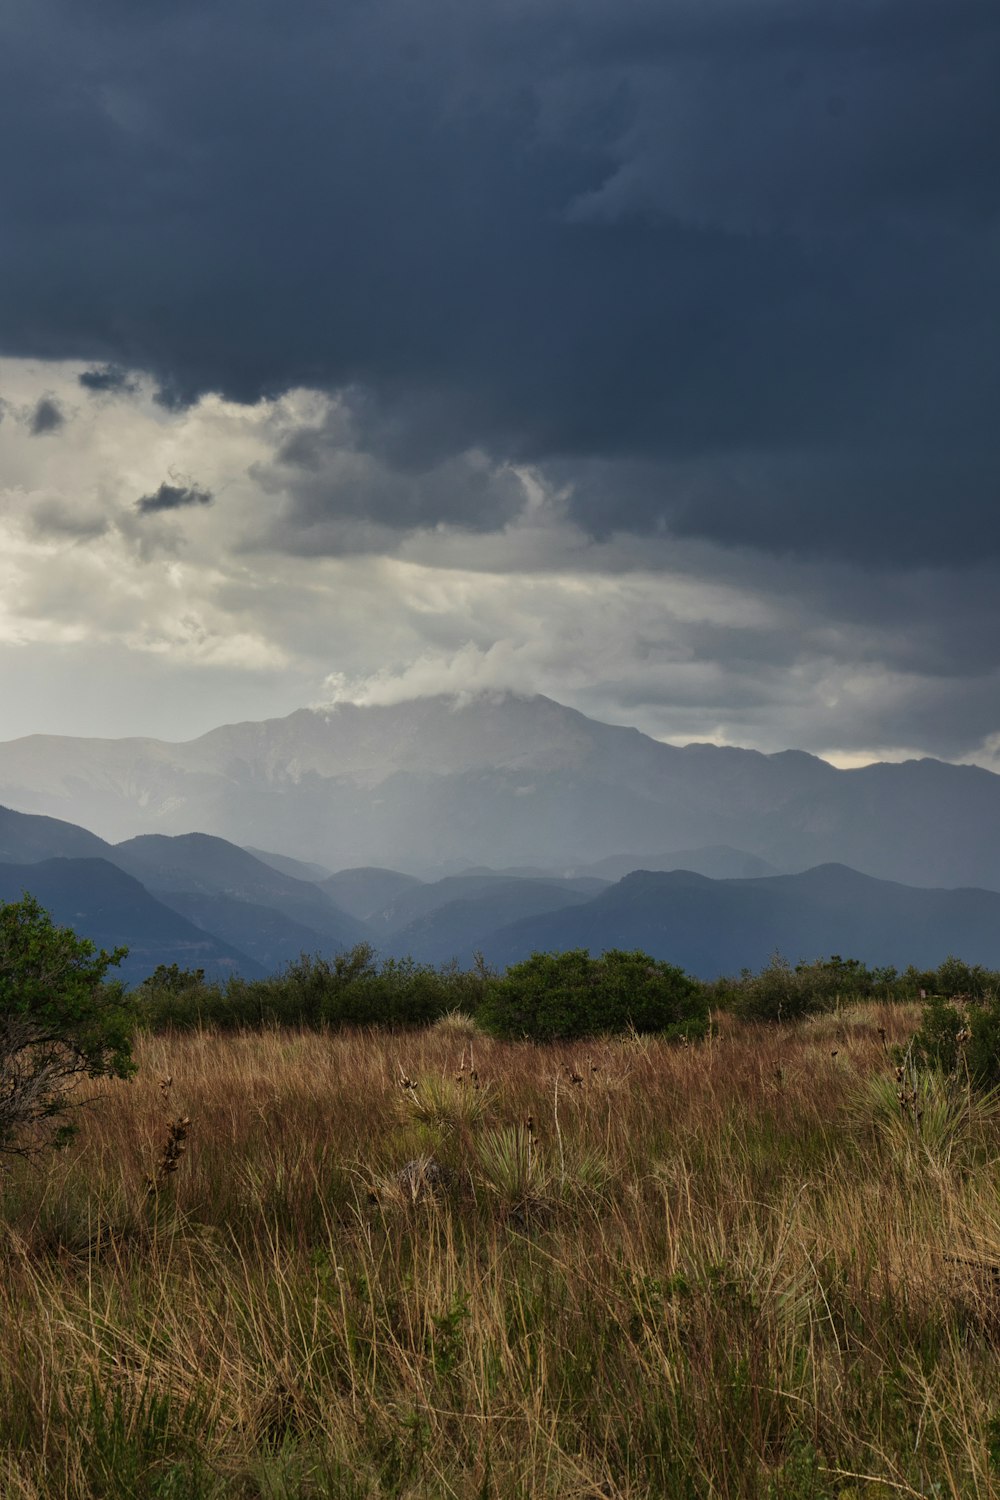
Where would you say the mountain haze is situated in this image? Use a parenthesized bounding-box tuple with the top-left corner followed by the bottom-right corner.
(3, 694, 1000, 888)
(0, 805, 363, 980)
(5, 803, 1000, 986)
(109, 833, 364, 948)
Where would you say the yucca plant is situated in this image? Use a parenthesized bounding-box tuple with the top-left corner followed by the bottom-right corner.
(474, 1123, 551, 1213)
(402, 1074, 491, 1131)
(563, 1145, 615, 1203)
(852, 1064, 1000, 1170)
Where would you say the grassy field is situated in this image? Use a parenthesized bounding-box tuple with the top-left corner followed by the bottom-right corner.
(3, 1006, 1000, 1498)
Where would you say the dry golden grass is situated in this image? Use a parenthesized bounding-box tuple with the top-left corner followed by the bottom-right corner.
(2, 1005, 1000, 1498)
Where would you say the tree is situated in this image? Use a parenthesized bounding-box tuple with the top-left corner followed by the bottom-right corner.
(0, 894, 133, 1158)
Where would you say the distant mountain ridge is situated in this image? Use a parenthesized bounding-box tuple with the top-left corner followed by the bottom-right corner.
(4, 803, 1000, 983)
(1, 694, 998, 888)
(0, 856, 263, 984)
(478, 864, 1000, 979)
(0, 805, 364, 978)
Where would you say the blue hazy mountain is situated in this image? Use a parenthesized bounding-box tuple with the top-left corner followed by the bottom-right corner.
(243, 847, 334, 882)
(578, 845, 781, 882)
(479, 864, 1000, 978)
(373, 874, 606, 965)
(318, 866, 424, 922)
(0, 803, 112, 863)
(0, 807, 365, 978)
(10, 781, 1000, 985)
(156, 891, 344, 973)
(109, 833, 365, 949)
(0, 857, 263, 983)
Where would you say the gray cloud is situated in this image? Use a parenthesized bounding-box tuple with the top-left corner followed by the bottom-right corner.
(28, 496, 108, 541)
(29, 396, 66, 436)
(136, 481, 214, 516)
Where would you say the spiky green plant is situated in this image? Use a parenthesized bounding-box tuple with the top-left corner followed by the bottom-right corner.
(402, 1074, 491, 1131)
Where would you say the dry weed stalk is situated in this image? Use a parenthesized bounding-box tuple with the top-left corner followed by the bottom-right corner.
(144, 1074, 193, 1198)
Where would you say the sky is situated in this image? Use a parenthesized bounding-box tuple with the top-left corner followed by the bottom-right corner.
(1, 0, 998, 766)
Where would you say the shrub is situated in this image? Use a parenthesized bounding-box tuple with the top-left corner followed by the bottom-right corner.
(896, 956, 1000, 1002)
(912, 991, 1000, 1090)
(134, 965, 228, 1029)
(478, 948, 708, 1041)
(0, 894, 133, 1156)
(718, 952, 896, 1022)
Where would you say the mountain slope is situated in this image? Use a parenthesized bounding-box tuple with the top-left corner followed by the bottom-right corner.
(0, 858, 262, 983)
(3, 694, 1000, 889)
(243, 847, 334, 883)
(482, 864, 1000, 978)
(158, 892, 342, 972)
(378, 876, 601, 965)
(108, 833, 366, 948)
(580, 845, 781, 882)
(318, 867, 424, 922)
(0, 804, 112, 863)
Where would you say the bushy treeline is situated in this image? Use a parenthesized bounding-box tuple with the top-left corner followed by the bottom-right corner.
(707, 951, 1000, 1022)
(136, 946, 490, 1032)
(135, 946, 709, 1042)
(133, 944, 1000, 1042)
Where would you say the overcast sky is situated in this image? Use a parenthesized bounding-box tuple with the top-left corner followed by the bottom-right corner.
(1, 0, 998, 765)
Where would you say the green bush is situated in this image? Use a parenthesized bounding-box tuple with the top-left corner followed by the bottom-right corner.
(898, 956, 1000, 1002)
(477, 948, 708, 1042)
(134, 965, 229, 1029)
(912, 992, 1000, 1090)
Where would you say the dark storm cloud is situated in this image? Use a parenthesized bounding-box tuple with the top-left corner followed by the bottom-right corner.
(0, 0, 998, 559)
(78, 363, 138, 395)
(29, 396, 66, 436)
(136, 482, 213, 515)
(253, 404, 527, 547)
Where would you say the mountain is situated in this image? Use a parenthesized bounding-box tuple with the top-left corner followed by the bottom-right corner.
(0, 858, 262, 983)
(107, 833, 365, 949)
(3, 693, 1000, 889)
(481, 864, 1000, 978)
(0, 807, 362, 979)
(157, 892, 339, 973)
(0, 804, 112, 863)
(367, 873, 598, 935)
(318, 867, 424, 922)
(378, 875, 606, 966)
(5, 803, 1000, 984)
(244, 847, 333, 882)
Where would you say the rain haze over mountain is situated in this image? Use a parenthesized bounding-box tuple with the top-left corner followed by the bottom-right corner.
(1, 0, 999, 779)
(6, 693, 1000, 892)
